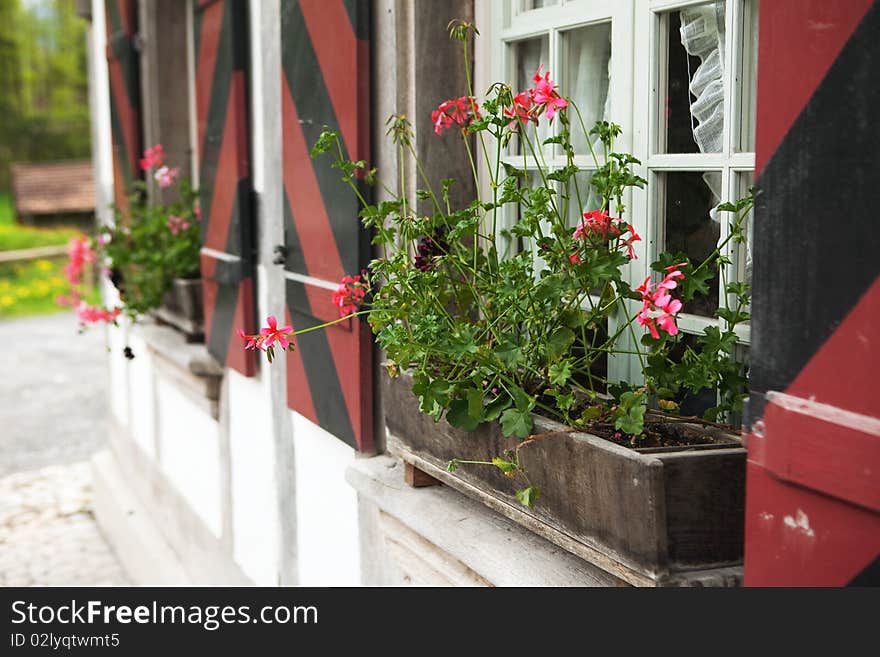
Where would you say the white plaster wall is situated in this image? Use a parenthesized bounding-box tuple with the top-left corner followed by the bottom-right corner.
(291, 412, 361, 586)
(154, 377, 223, 537)
(228, 368, 280, 585)
(125, 332, 156, 460)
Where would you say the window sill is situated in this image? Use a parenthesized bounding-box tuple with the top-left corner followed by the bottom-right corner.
(346, 455, 626, 586)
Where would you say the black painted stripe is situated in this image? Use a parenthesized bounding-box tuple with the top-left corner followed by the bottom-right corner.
(342, 0, 370, 41)
(848, 554, 880, 586)
(749, 3, 880, 402)
(280, 0, 363, 276)
(285, 277, 358, 448)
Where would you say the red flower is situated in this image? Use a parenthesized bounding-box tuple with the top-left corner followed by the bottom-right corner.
(636, 265, 686, 339)
(260, 315, 294, 350)
(64, 236, 96, 285)
(503, 91, 536, 129)
(530, 66, 568, 120)
(620, 224, 641, 260)
(574, 210, 622, 241)
(76, 301, 120, 325)
(139, 144, 164, 171)
(332, 275, 368, 316)
(432, 96, 480, 135)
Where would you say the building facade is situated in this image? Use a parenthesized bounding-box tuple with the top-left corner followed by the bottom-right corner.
(84, 0, 880, 586)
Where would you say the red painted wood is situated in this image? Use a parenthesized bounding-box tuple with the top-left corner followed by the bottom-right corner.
(755, 0, 872, 174)
(744, 463, 880, 586)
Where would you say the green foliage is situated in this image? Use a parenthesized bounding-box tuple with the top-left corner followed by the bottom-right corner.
(310, 24, 756, 505)
(99, 178, 201, 320)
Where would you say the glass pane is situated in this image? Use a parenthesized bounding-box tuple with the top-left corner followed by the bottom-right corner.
(660, 171, 721, 316)
(521, 0, 557, 10)
(510, 36, 551, 155)
(737, 0, 759, 151)
(563, 22, 612, 155)
(734, 172, 754, 305)
(661, 1, 726, 154)
(563, 170, 602, 228)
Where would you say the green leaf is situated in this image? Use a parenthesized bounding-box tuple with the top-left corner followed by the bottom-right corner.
(446, 459, 459, 473)
(547, 327, 575, 362)
(446, 399, 481, 431)
(548, 360, 572, 386)
(491, 457, 518, 477)
(500, 407, 533, 438)
(484, 394, 512, 422)
(495, 340, 522, 369)
(515, 486, 541, 507)
(467, 388, 485, 420)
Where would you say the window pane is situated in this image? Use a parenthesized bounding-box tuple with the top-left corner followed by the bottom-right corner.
(510, 36, 551, 155)
(521, 0, 557, 10)
(661, 1, 726, 154)
(563, 22, 612, 155)
(737, 0, 759, 151)
(659, 171, 721, 316)
(563, 170, 601, 228)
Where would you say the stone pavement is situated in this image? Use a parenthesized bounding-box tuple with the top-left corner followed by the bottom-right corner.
(0, 462, 129, 586)
(0, 313, 129, 586)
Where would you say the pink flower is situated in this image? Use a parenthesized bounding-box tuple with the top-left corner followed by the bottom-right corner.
(259, 315, 294, 349)
(332, 274, 367, 316)
(154, 165, 179, 188)
(238, 328, 261, 351)
(621, 224, 641, 260)
(140, 144, 164, 171)
(167, 214, 191, 236)
(432, 96, 480, 135)
(636, 264, 686, 339)
(76, 301, 120, 324)
(530, 66, 568, 121)
(64, 236, 96, 285)
(194, 207, 202, 221)
(574, 210, 622, 241)
(503, 91, 536, 129)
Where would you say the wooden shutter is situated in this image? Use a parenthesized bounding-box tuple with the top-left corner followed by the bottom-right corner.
(193, 0, 257, 376)
(280, 0, 373, 451)
(105, 0, 141, 212)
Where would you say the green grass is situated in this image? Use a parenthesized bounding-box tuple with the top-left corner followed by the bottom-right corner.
(0, 193, 13, 225)
(0, 257, 100, 319)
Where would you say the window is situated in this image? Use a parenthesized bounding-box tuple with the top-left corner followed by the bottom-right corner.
(480, 0, 758, 397)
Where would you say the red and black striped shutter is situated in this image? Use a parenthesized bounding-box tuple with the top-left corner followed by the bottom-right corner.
(104, 0, 141, 212)
(280, 0, 373, 451)
(744, 0, 880, 586)
(193, 0, 257, 376)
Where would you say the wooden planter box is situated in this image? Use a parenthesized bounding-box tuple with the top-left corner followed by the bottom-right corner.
(383, 372, 746, 587)
(153, 278, 204, 342)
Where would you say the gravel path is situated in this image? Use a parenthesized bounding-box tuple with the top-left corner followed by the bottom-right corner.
(0, 312, 128, 585)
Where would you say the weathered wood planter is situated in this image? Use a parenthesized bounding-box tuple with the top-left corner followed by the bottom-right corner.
(384, 372, 746, 587)
(153, 277, 204, 341)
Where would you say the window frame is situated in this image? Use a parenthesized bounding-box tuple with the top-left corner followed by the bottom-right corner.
(478, 0, 757, 389)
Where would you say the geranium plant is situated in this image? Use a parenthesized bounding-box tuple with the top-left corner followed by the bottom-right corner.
(246, 21, 754, 505)
(59, 144, 201, 326)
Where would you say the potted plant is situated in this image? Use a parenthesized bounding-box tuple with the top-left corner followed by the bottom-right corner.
(59, 144, 203, 340)
(242, 21, 754, 585)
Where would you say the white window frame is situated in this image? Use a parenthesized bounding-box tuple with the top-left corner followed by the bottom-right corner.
(477, 0, 757, 388)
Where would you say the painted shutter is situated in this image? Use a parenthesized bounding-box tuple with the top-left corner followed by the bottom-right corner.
(104, 0, 141, 212)
(193, 0, 257, 376)
(280, 0, 373, 451)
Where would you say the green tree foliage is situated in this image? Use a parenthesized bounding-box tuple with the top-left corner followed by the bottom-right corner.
(0, 0, 90, 191)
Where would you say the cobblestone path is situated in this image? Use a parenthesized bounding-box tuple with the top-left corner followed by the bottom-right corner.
(0, 314, 128, 586)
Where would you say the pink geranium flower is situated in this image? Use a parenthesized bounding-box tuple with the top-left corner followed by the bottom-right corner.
(64, 236, 96, 285)
(530, 66, 568, 121)
(260, 315, 295, 349)
(332, 274, 368, 316)
(635, 264, 687, 339)
(76, 301, 120, 324)
(139, 144, 164, 171)
(503, 91, 536, 129)
(167, 214, 191, 236)
(432, 96, 480, 135)
(154, 165, 179, 189)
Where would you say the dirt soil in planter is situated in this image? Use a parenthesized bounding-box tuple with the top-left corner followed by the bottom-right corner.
(583, 418, 738, 449)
